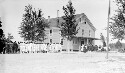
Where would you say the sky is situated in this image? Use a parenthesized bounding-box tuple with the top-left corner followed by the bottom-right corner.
(0, 0, 118, 43)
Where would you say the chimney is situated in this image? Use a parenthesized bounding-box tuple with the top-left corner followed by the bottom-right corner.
(48, 16, 50, 22)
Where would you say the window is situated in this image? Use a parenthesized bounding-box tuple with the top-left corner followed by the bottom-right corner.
(50, 39, 52, 43)
(89, 30, 91, 36)
(50, 29, 52, 36)
(82, 29, 84, 35)
(84, 22, 86, 24)
(80, 18, 82, 22)
(50, 29, 52, 33)
(75, 40, 77, 44)
(73, 39, 77, 44)
(73, 39, 74, 44)
(60, 39, 63, 45)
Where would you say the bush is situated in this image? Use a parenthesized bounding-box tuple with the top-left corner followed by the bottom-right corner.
(115, 40, 122, 50)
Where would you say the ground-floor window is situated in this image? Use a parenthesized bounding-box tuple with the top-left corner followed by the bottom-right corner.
(50, 39, 52, 43)
(60, 39, 63, 45)
(73, 38, 77, 44)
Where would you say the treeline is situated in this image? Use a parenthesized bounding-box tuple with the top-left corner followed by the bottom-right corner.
(0, 36, 19, 54)
(109, 42, 125, 52)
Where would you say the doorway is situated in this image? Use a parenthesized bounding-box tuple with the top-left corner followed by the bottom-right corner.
(81, 40, 84, 46)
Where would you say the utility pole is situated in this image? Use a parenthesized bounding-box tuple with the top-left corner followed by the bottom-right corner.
(57, 10, 59, 27)
(106, 0, 110, 59)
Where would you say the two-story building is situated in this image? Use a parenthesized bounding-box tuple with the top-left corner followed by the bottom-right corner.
(44, 13, 97, 51)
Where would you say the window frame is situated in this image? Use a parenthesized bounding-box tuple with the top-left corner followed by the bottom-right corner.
(84, 22, 86, 24)
(60, 38, 63, 45)
(50, 39, 52, 43)
(82, 29, 84, 35)
(80, 18, 82, 22)
(73, 38, 77, 45)
(89, 30, 91, 37)
(50, 29, 53, 36)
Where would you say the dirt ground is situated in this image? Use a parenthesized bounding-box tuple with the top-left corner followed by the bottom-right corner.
(0, 52, 125, 73)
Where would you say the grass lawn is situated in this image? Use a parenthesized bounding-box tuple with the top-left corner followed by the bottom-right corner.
(0, 52, 125, 73)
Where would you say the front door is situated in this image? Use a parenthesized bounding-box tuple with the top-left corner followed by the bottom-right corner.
(81, 40, 84, 46)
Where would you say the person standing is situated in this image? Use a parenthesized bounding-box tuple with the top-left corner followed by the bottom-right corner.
(12, 41, 18, 54)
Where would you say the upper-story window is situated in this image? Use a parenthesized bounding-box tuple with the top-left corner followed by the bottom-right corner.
(89, 30, 91, 36)
(82, 29, 84, 35)
(50, 29, 52, 36)
(80, 18, 82, 22)
(84, 22, 86, 24)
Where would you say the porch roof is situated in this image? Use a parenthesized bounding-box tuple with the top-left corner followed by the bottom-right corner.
(75, 36, 100, 40)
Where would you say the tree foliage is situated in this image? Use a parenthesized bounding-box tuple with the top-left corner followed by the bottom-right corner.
(61, 1, 78, 41)
(19, 5, 49, 42)
(7, 33, 14, 40)
(0, 19, 5, 53)
(0, 20, 4, 40)
(115, 40, 122, 49)
(100, 33, 106, 47)
(110, 0, 125, 40)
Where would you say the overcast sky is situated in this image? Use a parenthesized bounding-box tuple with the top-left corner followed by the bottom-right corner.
(0, 0, 117, 42)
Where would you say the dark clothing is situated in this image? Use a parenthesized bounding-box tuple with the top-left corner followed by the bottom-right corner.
(12, 42, 18, 53)
(103, 42, 106, 47)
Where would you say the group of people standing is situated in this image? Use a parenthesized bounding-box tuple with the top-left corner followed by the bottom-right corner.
(1, 41, 109, 54)
(1, 41, 62, 54)
(19, 42, 62, 53)
(2, 41, 19, 54)
(80, 44, 106, 53)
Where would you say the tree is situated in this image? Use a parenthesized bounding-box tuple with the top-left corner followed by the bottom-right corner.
(6, 33, 14, 43)
(19, 4, 49, 42)
(0, 19, 13, 54)
(115, 40, 122, 50)
(100, 33, 106, 47)
(109, 0, 125, 40)
(0, 19, 3, 39)
(0, 18, 5, 53)
(60, 0, 79, 51)
(7, 33, 14, 40)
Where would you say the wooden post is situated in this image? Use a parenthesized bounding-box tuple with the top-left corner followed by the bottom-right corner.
(87, 38, 88, 45)
(106, 0, 110, 59)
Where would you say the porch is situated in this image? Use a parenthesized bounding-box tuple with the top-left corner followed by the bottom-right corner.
(72, 37, 99, 51)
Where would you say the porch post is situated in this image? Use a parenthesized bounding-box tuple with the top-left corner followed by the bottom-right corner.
(79, 38, 81, 52)
(87, 38, 88, 45)
(91, 39, 93, 45)
(92, 39, 95, 45)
